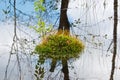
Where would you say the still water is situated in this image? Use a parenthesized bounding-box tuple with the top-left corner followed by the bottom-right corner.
(0, 0, 120, 80)
(0, 20, 120, 80)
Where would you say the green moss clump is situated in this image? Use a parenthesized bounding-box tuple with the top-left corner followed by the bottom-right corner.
(35, 34, 85, 59)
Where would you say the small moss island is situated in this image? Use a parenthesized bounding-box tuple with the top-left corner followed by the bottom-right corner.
(35, 33, 85, 60)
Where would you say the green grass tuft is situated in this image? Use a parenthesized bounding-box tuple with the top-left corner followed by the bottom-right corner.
(35, 34, 85, 59)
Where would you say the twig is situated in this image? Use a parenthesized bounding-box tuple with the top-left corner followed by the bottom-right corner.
(107, 40, 113, 52)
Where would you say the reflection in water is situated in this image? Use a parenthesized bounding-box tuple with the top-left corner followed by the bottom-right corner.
(34, 58, 44, 80)
(1, 22, 120, 80)
(62, 59, 69, 80)
(50, 59, 57, 72)
(34, 55, 70, 80)
(1, 0, 120, 79)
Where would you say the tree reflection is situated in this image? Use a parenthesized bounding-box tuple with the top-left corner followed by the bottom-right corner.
(62, 59, 69, 80)
(34, 55, 70, 80)
(34, 57, 45, 80)
(50, 59, 57, 72)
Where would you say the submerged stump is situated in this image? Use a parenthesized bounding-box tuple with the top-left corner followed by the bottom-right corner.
(35, 32, 85, 79)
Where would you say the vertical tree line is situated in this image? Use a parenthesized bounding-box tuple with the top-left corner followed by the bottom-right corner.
(59, 0, 70, 80)
(48, 0, 70, 79)
(109, 0, 118, 80)
(4, 0, 22, 80)
(58, 0, 70, 35)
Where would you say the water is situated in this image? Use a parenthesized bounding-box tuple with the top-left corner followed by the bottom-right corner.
(0, 0, 120, 80)
(0, 22, 120, 80)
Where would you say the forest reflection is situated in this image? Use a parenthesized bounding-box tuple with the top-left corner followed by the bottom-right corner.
(0, 0, 120, 80)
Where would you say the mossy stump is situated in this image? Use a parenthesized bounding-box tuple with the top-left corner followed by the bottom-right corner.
(35, 33, 85, 60)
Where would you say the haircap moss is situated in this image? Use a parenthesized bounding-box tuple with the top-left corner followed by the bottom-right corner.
(35, 33, 85, 60)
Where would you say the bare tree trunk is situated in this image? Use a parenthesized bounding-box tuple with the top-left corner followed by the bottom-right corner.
(14, 0, 22, 80)
(58, 0, 70, 35)
(109, 0, 118, 80)
(62, 59, 69, 80)
(58, 0, 70, 79)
